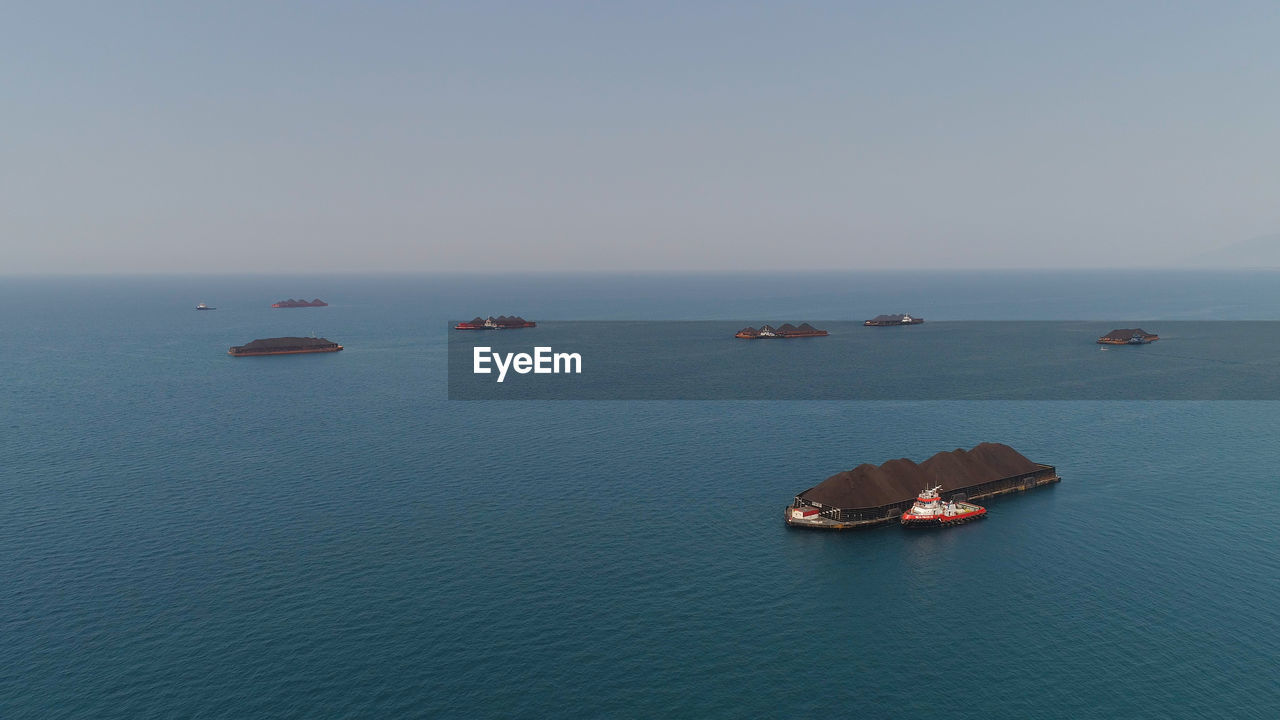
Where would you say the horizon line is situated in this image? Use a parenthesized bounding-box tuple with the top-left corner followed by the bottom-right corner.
(4, 265, 1279, 278)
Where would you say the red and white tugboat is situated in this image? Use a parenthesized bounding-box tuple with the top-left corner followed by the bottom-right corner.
(900, 486, 987, 527)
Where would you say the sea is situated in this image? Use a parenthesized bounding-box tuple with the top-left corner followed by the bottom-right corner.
(2, 271, 1278, 719)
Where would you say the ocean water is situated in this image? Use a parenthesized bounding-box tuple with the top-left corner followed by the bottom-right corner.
(2, 271, 1279, 719)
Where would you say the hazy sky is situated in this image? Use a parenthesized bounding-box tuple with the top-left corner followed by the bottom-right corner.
(4, 1, 1280, 273)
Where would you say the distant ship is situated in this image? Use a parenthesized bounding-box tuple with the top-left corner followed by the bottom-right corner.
(735, 322, 828, 339)
(454, 315, 537, 330)
(272, 298, 328, 308)
(195, 303, 215, 310)
(864, 313, 923, 326)
(900, 486, 987, 527)
(1097, 328, 1158, 345)
(228, 337, 343, 357)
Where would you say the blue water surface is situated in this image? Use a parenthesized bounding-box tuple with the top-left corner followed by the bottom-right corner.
(1, 271, 1278, 719)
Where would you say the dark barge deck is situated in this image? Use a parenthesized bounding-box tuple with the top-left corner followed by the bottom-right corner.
(228, 336, 344, 357)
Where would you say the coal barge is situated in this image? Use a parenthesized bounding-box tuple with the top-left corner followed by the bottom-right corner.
(735, 323, 828, 339)
(864, 313, 923, 326)
(785, 443, 1058, 530)
(455, 315, 537, 330)
(228, 337, 343, 357)
(272, 298, 328, 308)
(1097, 328, 1158, 345)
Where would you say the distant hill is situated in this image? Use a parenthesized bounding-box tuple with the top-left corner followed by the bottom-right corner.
(1187, 234, 1280, 268)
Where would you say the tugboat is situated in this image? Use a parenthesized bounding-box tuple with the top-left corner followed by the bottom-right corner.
(900, 486, 987, 527)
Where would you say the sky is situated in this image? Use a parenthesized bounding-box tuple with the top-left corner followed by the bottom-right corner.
(3, 1, 1280, 273)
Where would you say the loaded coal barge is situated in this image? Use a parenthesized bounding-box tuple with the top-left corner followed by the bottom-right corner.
(735, 323, 828, 339)
(785, 443, 1058, 530)
(228, 337, 343, 357)
(1097, 328, 1158, 345)
(864, 313, 923, 326)
(272, 298, 328, 308)
(455, 315, 537, 330)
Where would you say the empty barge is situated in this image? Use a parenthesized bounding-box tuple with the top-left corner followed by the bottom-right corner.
(786, 443, 1059, 530)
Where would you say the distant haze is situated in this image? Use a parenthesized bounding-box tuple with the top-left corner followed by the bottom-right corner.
(1187, 235, 1280, 268)
(4, 2, 1280, 274)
